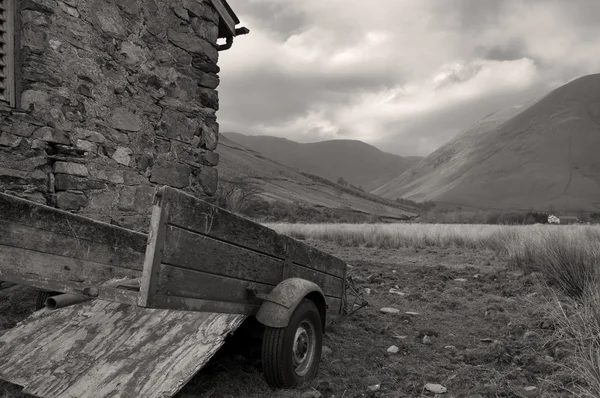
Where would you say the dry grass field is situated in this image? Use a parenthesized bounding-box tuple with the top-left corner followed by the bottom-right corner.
(2, 223, 600, 397)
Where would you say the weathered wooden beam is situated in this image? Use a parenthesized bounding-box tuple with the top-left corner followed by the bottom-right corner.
(138, 189, 168, 308)
(156, 264, 274, 305)
(152, 294, 260, 315)
(0, 220, 145, 271)
(0, 192, 147, 254)
(162, 224, 284, 286)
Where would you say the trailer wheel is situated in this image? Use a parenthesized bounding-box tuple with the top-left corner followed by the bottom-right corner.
(262, 299, 323, 388)
(35, 291, 59, 311)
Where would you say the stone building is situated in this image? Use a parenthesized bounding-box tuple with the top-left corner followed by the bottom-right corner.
(0, 0, 246, 231)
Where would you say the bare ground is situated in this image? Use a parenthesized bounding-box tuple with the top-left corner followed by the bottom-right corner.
(1, 241, 577, 398)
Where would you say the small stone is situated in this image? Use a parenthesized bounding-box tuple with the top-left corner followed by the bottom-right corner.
(394, 335, 408, 340)
(53, 161, 89, 177)
(150, 161, 191, 189)
(109, 108, 142, 132)
(321, 345, 333, 359)
(405, 311, 420, 316)
(73, 128, 106, 144)
(444, 345, 456, 350)
(55, 174, 107, 191)
(32, 127, 70, 145)
(392, 270, 397, 273)
(422, 335, 432, 345)
(454, 278, 468, 282)
(387, 345, 399, 354)
(389, 288, 405, 296)
(56, 191, 87, 211)
(424, 383, 447, 394)
(380, 307, 400, 315)
(0, 132, 22, 147)
(364, 288, 371, 295)
(76, 139, 97, 153)
(112, 147, 133, 166)
(524, 386, 537, 391)
(77, 84, 93, 98)
(58, 1, 80, 17)
(196, 166, 218, 195)
(172, 5, 189, 21)
(367, 384, 381, 392)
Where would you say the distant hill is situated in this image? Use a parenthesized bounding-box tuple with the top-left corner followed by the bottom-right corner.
(222, 133, 422, 192)
(216, 135, 418, 220)
(374, 73, 600, 212)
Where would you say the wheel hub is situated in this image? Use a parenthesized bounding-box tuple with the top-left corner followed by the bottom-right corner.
(292, 321, 317, 377)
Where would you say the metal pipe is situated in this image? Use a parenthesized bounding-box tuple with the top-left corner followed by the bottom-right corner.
(45, 294, 93, 310)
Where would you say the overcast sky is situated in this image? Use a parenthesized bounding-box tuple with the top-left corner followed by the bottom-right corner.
(217, 0, 600, 156)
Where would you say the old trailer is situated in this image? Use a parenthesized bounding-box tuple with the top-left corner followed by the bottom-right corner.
(0, 186, 362, 398)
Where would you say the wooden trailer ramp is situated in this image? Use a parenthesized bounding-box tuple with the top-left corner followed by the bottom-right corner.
(0, 301, 246, 398)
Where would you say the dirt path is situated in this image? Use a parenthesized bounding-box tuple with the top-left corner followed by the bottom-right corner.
(1, 242, 573, 398)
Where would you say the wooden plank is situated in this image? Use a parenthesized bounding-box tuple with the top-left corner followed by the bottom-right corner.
(138, 193, 168, 308)
(289, 264, 344, 298)
(162, 224, 284, 286)
(0, 244, 141, 287)
(0, 220, 145, 271)
(161, 187, 346, 277)
(0, 193, 147, 256)
(287, 238, 347, 278)
(162, 187, 287, 258)
(0, 300, 246, 398)
(156, 264, 273, 305)
(152, 295, 260, 315)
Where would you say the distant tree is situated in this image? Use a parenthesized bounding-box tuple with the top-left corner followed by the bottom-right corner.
(590, 212, 600, 224)
(337, 177, 348, 186)
(214, 177, 262, 214)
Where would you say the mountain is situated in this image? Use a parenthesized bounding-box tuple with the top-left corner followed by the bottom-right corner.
(216, 135, 418, 220)
(374, 73, 600, 212)
(222, 133, 422, 192)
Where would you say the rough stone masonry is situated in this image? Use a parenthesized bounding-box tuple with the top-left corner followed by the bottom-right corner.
(0, 0, 236, 232)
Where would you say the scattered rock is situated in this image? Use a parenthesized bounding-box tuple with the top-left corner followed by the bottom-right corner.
(301, 389, 322, 398)
(454, 278, 468, 282)
(364, 288, 371, 295)
(380, 307, 400, 315)
(405, 311, 420, 316)
(444, 345, 456, 350)
(387, 345, 399, 354)
(524, 386, 537, 391)
(322, 345, 333, 359)
(367, 384, 381, 392)
(394, 335, 408, 340)
(422, 335, 432, 345)
(389, 288, 405, 296)
(424, 383, 447, 394)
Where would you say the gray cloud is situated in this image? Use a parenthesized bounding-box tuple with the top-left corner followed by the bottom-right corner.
(218, 0, 600, 156)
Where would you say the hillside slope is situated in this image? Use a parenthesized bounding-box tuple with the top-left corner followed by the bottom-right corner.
(222, 133, 422, 191)
(374, 73, 600, 212)
(216, 136, 418, 220)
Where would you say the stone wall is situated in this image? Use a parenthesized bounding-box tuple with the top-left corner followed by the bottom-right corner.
(0, 0, 224, 232)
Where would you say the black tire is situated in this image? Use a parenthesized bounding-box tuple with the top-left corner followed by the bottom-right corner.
(262, 299, 323, 388)
(35, 291, 59, 311)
